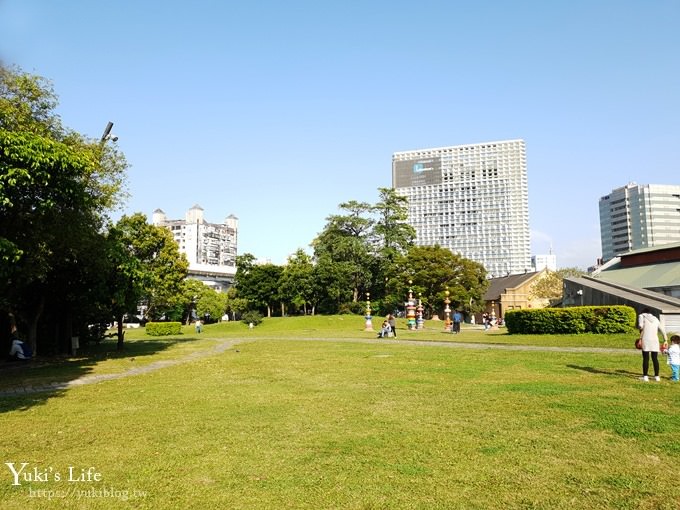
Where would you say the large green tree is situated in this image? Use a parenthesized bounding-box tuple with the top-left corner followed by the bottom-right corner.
(312, 200, 374, 304)
(1, 66, 128, 354)
(280, 249, 317, 315)
(371, 187, 415, 259)
(181, 279, 228, 324)
(113, 214, 189, 323)
(392, 245, 488, 319)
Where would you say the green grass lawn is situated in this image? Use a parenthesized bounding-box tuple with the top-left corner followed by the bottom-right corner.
(1, 316, 678, 509)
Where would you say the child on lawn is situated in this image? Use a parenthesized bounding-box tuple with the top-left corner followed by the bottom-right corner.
(667, 335, 680, 382)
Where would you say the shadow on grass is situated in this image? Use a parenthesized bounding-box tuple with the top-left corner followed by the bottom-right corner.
(0, 336, 202, 414)
(567, 364, 639, 378)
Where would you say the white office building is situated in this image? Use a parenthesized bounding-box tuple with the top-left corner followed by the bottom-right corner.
(532, 253, 557, 272)
(152, 205, 238, 291)
(599, 183, 680, 263)
(392, 139, 531, 277)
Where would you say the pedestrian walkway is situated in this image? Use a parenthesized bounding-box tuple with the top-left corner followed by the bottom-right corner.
(0, 336, 636, 397)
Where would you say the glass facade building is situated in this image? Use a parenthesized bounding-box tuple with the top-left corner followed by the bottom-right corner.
(599, 183, 680, 262)
(392, 139, 531, 277)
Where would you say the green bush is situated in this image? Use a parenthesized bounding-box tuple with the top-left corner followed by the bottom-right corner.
(338, 301, 366, 315)
(241, 311, 263, 326)
(505, 306, 637, 335)
(145, 322, 182, 336)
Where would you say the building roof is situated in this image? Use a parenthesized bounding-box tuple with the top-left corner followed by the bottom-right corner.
(566, 276, 680, 314)
(619, 241, 680, 258)
(484, 271, 542, 301)
(594, 261, 680, 290)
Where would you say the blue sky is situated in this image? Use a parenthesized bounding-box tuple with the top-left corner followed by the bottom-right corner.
(1, 0, 678, 269)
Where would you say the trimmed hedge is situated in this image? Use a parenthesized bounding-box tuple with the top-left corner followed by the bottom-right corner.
(145, 322, 182, 336)
(504, 306, 637, 334)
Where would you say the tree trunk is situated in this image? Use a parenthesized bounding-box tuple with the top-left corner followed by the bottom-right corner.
(311, 305, 316, 316)
(116, 314, 125, 351)
(26, 296, 45, 356)
(267, 305, 271, 318)
(64, 309, 73, 355)
(280, 302, 285, 317)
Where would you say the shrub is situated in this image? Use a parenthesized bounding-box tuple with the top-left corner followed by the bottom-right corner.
(241, 311, 263, 327)
(338, 301, 366, 315)
(505, 306, 636, 335)
(145, 322, 182, 336)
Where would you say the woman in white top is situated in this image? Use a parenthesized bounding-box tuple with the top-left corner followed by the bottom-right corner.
(638, 308, 668, 382)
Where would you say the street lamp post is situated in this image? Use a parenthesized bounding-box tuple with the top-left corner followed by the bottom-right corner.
(100, 121, 118, 143)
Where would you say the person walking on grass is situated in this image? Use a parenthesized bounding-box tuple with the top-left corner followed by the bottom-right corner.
(452, 310, 462, 334)
(667, 335, 680, 382)
(638, 308, 668, 382)
(388, 314, 397, 338)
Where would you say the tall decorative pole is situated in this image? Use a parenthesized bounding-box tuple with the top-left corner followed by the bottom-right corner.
(364, 292, 373, 331)
(407, 280, 417, 330)
(490, 300, 496, 323)
(416, 293, 424, 330)
(444, 288, 451, 332)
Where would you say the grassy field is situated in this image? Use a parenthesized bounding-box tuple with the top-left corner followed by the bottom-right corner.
(1, 316, 678, 509)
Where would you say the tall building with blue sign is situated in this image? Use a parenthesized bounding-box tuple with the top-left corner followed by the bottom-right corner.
(392, 139, 531, 277)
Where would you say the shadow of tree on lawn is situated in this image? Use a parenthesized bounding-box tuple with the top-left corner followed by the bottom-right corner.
(0, 336, 203, 413)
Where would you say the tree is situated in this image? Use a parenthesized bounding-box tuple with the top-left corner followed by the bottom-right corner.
(368, 188, 416, 311)
(280, 249, 317, 315)
(224, 287, 249, 321)
(115, 214, 189, 319)
(109, 214, 188, 348)
(0, 130, 99, 353)
(392, 245, 488, 318)
(247, 264, 284, 317)
(372, 187, 415, 259)
(0, 65, 63, 138)
(181, 279, 227, 324)
(312, 200, 373, 303)
(106, 223, 147, 350)
(1, 66, 128, 355)
(312, 255, 354, 314)
(530, 267, 586, 305)
(235, 253, 285, 317)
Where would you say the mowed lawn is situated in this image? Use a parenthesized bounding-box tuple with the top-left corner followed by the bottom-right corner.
(1, 320, 679, 509)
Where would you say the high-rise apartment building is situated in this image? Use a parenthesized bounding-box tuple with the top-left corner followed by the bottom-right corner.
(153, 205, 238, 291)
(599, 183, 680, 263)
(392, 139, 531, 277)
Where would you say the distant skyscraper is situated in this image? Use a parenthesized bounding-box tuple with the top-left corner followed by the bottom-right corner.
(153, 205, 238, 291)
(392, 139, 531, 276)
(599, 183, 680, 263)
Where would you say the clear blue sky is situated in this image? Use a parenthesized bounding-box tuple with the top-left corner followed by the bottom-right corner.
(1, 0, 678, 269)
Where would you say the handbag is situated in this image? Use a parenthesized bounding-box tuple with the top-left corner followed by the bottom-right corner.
(635, 338, 642, 350)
